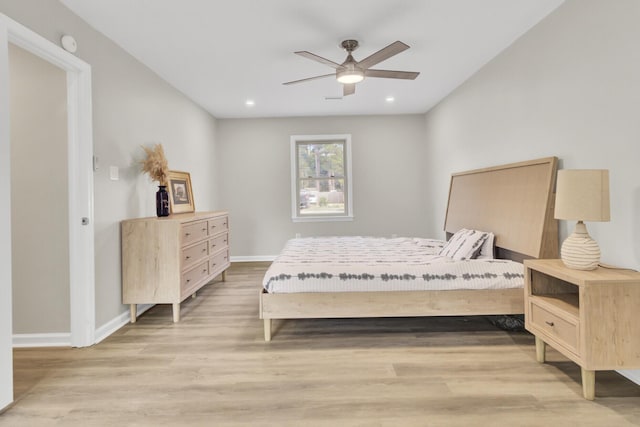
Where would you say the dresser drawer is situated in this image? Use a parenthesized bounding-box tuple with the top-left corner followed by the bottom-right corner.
(182, 241, 208, 269)
(210, 250, 229, 274)
(182, 220, 209, 245)
(530, 302, 578, 353)
(181, 260, 209, 293)
(209, 233, 229, 254)
(209, 216, 229, 235)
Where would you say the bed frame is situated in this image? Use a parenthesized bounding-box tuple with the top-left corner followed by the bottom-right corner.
(259, 157, 559, 341)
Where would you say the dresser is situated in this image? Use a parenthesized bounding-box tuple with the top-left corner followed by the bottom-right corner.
(121, 211, 230, 323)
(524, 259, 640, 400)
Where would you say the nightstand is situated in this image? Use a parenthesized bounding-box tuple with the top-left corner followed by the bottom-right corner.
(524, 259, 640, 400)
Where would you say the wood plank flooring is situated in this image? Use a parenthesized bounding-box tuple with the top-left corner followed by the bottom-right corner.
(3, 262, 640, 426)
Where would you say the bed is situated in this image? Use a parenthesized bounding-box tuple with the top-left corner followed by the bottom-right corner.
(259, 157, 559, 341)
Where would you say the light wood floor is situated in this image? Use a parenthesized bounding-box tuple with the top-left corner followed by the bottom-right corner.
(3, 262, 640, 426)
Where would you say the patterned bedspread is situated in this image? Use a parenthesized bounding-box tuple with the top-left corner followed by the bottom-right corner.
(263, 237, 524, 294)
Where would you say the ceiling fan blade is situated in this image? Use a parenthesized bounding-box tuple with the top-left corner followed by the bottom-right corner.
(365, 69, 420, 80)
(283, 73, 335, 85)
(295, 51, 341, 69)
(343, 84, 356, 96)
(357, 41, 410, 70)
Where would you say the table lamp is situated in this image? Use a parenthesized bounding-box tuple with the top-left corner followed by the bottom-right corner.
(554, 169, 610, 270)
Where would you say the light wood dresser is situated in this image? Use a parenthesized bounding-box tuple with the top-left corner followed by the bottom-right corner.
(121, 211, 230, 323)
(524, 259, 640, 400)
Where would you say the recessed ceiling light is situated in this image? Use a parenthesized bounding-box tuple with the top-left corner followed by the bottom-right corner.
(385, 96, 395, 103)
(245, 99, 255, 106)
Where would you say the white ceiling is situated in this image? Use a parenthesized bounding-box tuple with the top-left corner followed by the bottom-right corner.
(60, 0, 564, 119)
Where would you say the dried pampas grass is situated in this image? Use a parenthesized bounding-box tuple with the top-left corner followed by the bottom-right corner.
(140, 143, 169, 186)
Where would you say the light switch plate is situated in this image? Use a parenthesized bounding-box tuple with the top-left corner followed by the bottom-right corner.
(109, 166, 119, 181)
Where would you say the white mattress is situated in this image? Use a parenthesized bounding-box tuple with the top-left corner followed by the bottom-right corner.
(263, 237, 525, 294)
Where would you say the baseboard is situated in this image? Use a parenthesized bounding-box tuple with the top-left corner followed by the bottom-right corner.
(617, 369, 640, 385)
(230, 255, 277, 262)
(13, 304, 155, 348)
(13, 333, 71, 348)
(94, 304, 155, 344)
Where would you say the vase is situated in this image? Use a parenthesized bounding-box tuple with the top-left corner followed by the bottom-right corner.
(156, 185, 170, 217)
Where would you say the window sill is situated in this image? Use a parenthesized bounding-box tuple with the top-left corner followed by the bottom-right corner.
(292, 215, 354, 223)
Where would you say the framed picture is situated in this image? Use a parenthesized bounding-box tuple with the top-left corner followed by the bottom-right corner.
(167, 170, 195, 214)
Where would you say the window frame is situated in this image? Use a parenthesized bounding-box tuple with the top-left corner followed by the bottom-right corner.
(290, 134, 353, 222)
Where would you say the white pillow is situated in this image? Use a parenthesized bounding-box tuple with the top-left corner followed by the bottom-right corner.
(476, 232, 495, 260)
(439, 229, 490, 261)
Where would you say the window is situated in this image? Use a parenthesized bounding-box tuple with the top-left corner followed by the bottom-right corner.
(290, 134, 353, 221)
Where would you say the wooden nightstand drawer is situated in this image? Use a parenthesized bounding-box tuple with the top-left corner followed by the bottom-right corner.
(530, 302, 578, 353)
(182, 241, 208, 269)
(182, 220, 208, 245)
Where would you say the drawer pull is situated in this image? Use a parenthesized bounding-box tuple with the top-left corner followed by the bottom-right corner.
(186, 279, 191, 283)
(185, 232, 191, 236)
(202, 227, 207, 231)
(185, 256, 190, 259)
(545, 321, 555, 327)
(202, 268, 207, 273)
(202, 248, 207, 252)
(211, 244, 216, 248)
(211, 225, 216, 229)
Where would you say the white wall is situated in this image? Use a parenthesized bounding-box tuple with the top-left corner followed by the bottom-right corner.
(423, 0, 640, 382)
(0, 0, 218, 329)
(216, 115, 428, 257)
(91, 53, 218, 326)
(9, 44, 70, 334)
(424, 0, 640, 267)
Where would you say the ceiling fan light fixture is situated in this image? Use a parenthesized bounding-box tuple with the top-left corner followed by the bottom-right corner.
(284, 40, 418, 93)
(336, 69, 364, 84)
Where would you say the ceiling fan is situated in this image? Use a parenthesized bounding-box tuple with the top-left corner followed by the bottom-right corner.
(283, 39, 420, 96)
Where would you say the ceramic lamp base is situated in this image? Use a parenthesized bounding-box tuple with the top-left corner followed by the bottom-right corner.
(560, 221, 600, 270)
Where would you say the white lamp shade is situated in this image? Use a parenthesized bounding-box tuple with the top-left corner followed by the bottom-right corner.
(336, 69, 364, 84)
(554, 169, 610, 222)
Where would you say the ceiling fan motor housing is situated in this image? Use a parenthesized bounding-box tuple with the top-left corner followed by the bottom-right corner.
(340, 39, 359, 52)
(337, 41, 363, 83)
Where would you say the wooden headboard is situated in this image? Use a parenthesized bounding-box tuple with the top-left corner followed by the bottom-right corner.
(444, 157, 558, 262)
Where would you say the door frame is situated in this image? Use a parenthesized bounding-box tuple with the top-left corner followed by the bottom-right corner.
(0, 13, 95, 408)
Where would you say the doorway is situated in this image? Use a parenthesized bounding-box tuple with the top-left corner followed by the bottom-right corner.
(9, 43, 71, 344)
(0, 13, 95, 409)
